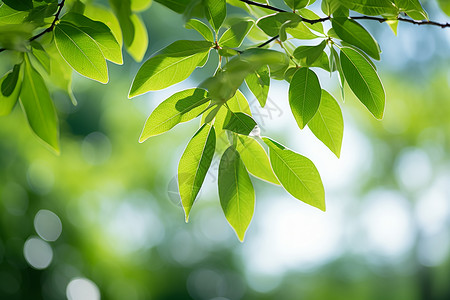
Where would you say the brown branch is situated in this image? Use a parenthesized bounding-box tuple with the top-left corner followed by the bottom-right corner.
(0, 0, 66, 53)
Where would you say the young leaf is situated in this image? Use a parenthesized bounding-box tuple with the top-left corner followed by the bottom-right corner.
(293, 40, 326, 66)
(332, 18, 381, 60)
(245, 65, 270, 107)
(223, 111, 257, 135)
(218, 20, 254, 48)
(54, 23, 109, 83)
(178, 123, 216, 221)
(236, 136, 279, 185)
(219, 146, 255, 242)
(129, 40, 213, 97)
(126, 14, 148, 62)
(263, 137, 325, 211)
(289, 68, 322, 129)
(139, 88, 210, 142)
(0, 64, 22, 116)
(61, 13, 123, 65)
(185, 19, 214, 42)
(308, 90, 344, 158)
(20, 56, 59, 153)
(204, 0, 226, 32)
(340, 47, 385, 119)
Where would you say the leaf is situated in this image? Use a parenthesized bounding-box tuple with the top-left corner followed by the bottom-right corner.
(394, 0, 428, 20)
(178, 123, 216, 221)
(308, 90, 343, 157)
(321, 0, 342, 15)
(285, 22, 319, 40)
(219, 20, 254, 48)
(20, 55, 59, 153)
(331, 45, 345, 99)
(185, 19, 214, 42)
(437, 0, 450, 16)
(154, 0, 191, 13)
(332, 18, 380, 60)
(0, 24, 34, 51)
(126, 14, 148, 62)
(245, 65, 270, 107)
(386, 19, 398, 35)
(219, 146, 255, 241)
(30, 41, 50, 73)
(256, 12, 301, 37)
(340, 46, 385, 119)
(263, 137, 325, 211)
(297, 8, 324, 34)
(0, 64, 22, 116)
(284, 0, 309, 10)
(288, 68, 321, 129)
(108, 0, 134, 47)
(204, 0, 226, 31)
(131, 0, 152, 11)
(236, 136, 279, 184)
(84, 4, 123, 47)
(139, 88, 210, 141)
(293, 40, 326, 66)
(129, 40, 213, 97)
(54, 23, 108, 83)
(338, 0, 398, 16)
(223, 111, 257, 135)
(61, 13, 123, 65)
(0, 4, 28, 25)
(2, 0, 33, 11)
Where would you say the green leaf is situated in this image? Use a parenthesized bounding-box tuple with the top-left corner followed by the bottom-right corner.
(61, 13, 123, 65)
(256, 12, 301, 37)
(30, 41, 50, 73)
(54, 23, 108, 83)
(223, 111, 257, 135)
(285, 22, 319, 40)
(2, 0, 33, 11)
(126, 14, 148, 62)
(178, 123, 216, 221)
(331, 45, 345, 99)
(437, 0, 450, 16)
(204, 0, 226, 32)
(308, 90, 343, 157)
(340, 46, 385, 119)
(321, 0, 342, 15)
(236, 136, 279, 185)
(131, 0, 152, 11)
(288, 68, 321, 129)
(219, 146, 255, 241)
(25, 1, 57, 25)
(109, 0, 134, 47)
(386, 19, 398, 35)
(20, 55, 59, 153)
(245, 65, 270, 107)
(139, 88, 210, 141)
(0, 64, 22, 116)
(263, 137, 325, 211)
(84, 4, 123, 47)
(0, 23, 33, 51)
(293, 40, 326, 66)
(0, 4, 29, 25)
(284, 0, 309, 10)
(338, 0, 398, 16)
(394, 0, 428, 20)
(219, 20, 254, 48)
(185, 19, 214, 42)
(154, 0, 191, 13)
(332, 18, 380, 60)
(298, 8, 324, 34)
(129, 40, 213, 97)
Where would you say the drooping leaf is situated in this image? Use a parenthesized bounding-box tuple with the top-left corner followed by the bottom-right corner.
(54, 23, 109, 83)
(109, 0, 134, 47)
(178, 123, 216, 221)
(61, 13, 123, 64)
(331, 45, 345, 99)
(185, 19, 214, 42)
(126, 13, 148, 62)
(30, 41, 50, 73)
(0, 64, 22, 116)
(263, 137, 325, 211)
(20, 55, 59, 153)
(245, 65, 270, 107)
(223, 111, 257, 135)
(340, 46, 385, 119)
(288, 67, 321, 129)
(308, 90, 344, 157)
(236, 136, 279, 184)
(338, 0, 398, 16)
(204, 0, 226, 31)
(219, 146, 255, 241)
(219, 20, 254, 48)
(293, 40, 326, 66)
(139, 88, 210, 141)
(129, 40, 213, 97)
(84, 4, 123, 46)
(332, 18, 381, 60)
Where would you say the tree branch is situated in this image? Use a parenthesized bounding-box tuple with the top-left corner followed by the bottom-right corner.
(0, 0, 66, 53)
(238, 0, 450, 28)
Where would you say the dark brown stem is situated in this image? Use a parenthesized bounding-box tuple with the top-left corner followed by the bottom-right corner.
(0, 0, 66, 53)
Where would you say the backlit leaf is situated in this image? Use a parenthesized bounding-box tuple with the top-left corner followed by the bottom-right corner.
(204, 0, 226, 31)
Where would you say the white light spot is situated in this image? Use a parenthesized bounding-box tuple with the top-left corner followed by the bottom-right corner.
(395, 148, 432, 192)
(66, 278, 100, 300)
(34, 210, 62, 242)
(24, 237, 53, 269)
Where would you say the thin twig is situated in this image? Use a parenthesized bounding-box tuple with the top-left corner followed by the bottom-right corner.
(0, 0, 66, 53)
(257, 35, 279, 48)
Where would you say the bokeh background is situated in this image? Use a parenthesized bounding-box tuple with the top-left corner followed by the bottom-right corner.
(1, 0, 450, 299)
